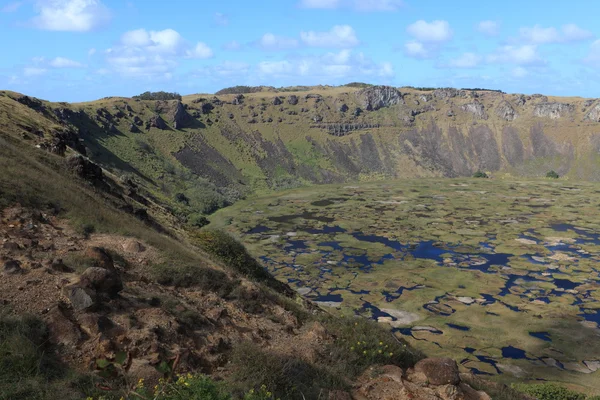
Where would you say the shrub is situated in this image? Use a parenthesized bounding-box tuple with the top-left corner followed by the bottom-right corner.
(512, 383, 586, 400)
(472, 170, 488, 178)
(321, 315, 423, 378)
(215, 86, 267, 95)
(132, 91, 182, 101)
(188, 213, 210, 228)
(150, 261, 238, 296)
(230, 342, 340, 399)
(546, 170, 560, 179)
(194, 230, 270, 281)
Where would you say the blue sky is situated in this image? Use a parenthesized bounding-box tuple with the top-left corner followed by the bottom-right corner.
(2, 0, 600, 101)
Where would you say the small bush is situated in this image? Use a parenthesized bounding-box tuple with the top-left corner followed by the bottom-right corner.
(188, 213, 209, 228)
(150, 261, 239, 296)
(512, 383, 586, 400)
(472, 171, 488, 178)
(230, 342, 340, 399)
(546, 170, 560, 179)
(194, 230, 270, 282)
(321, 315, 423, 377)
(132, 91, 182, 101)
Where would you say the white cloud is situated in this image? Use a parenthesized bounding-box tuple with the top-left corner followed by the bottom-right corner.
(299, 0, 340, 8)
(1, 1, 22, 12)
(352, 0, 403, 11)
(487, 45, 543, 65)
(88, 48, 96, 56)
(214, 12, 229, 26)
(300, 25, 359, 48)
(519, 24, 593, 44)
(223, 40, 243, 51)
(403, 41, 431, 59)
(257, 33, 299, 51)
(24, 67, 46, 76)
(448, 52, 481, 68)
(562, 24, 594, 41)
(31, 0, 110, 32)
(512, 67, 528, 78)
(257, 50, 393, 80)
(407, 20, 453, 42)
(583, 39, 600, 66)
(298, 0, 403, 11)
(49, 56, 84, 68)
(186, 42, 214, 59)
(105, 28, 214, 78)
(476, 20, 499, 36)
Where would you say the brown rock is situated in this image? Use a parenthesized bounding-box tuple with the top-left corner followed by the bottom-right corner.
(3, 260, 23, 275)
(414, 357, 460, 386)
(80, 267, 123, 296)
(84, 247, 115, 271)
(46, 306, 82, 346)
(122, 239, 145, 253)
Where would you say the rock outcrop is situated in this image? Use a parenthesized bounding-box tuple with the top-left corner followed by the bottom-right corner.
(66, 155, 104, 182)
(434, 88, 459, 99)
(147, 114, 167, 129)
(353, 359, 491, 400)
(495, 101, 519, 121)
(357, 86, 404, 111)
(584, 102, 600, 122)
(533, 102, 574, 119)
(461, 102, 488, 120)
(170, 101, 193, 129)
(287, 95, 299, 105)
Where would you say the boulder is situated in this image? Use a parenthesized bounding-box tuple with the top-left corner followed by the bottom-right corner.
(461, 102, 488, 120)
(80, 267, 123, 297)
(147, 114, 167, 129)
(272, 97, 283, 106)
(170, 101, 193, 129)
(129, 123, 141, 133)
(414, 357, 460, 386)
(495, 101, 518, 121)
(133, 116, 143, 126)
(122, 239, 145, 253)
(84, 247, 115, 271)
(202, 103, 215, 114)
(46, 306, 82, 346)
(357, 86, 404, 111)
(3, 260, 23, 275)
(339, 104, 349, 113)
(287, 95, 299, 105)
(64, 285, 96, 311)
(66, 155, 104, 182)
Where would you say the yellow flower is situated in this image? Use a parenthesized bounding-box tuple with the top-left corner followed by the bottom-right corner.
(185, 382, 190, 387)
(350, 346, 355, 351)
(389, 352, 394, 356)
(363, 350, 367, 355)
(379, 341, 383, 346)
(378, 350, 382, 354)
(357, 341, 361, 345)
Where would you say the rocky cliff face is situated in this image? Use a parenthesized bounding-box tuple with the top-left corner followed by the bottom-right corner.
(5, 85, 600, 207)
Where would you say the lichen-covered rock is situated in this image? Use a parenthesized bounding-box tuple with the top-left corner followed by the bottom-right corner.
(495, 101, 518, 121)
(419, 93, 433, 103)
(461, 102, 488, 120)
(533, 102, 574, 119)
(357, 85, 404, 111)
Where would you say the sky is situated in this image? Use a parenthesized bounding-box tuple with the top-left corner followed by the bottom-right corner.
(2, 0, 600, 102)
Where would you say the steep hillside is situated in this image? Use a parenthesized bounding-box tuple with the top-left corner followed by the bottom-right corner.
(3, 85, 600, 222)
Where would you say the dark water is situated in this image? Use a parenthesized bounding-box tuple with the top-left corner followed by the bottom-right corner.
(502, 346, 528, 359)
(529, 331, 552, 342)
(447, 323, 470, 331)
(247, 225, 271, 234)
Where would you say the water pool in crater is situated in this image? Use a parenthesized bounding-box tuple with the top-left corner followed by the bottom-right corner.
(212, 178, 600, 388)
